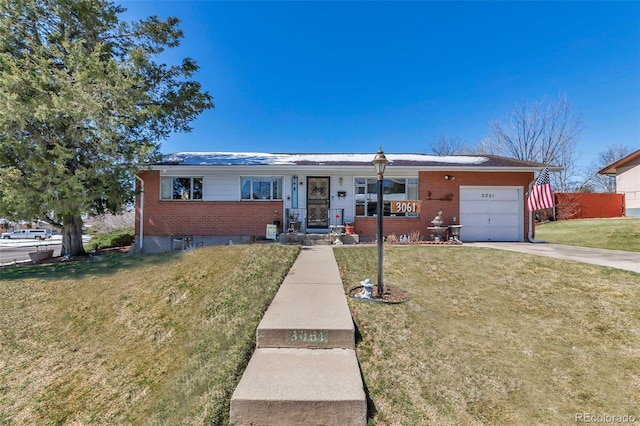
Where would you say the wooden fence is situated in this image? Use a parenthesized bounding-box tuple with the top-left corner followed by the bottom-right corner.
(555, 193, 625, 219)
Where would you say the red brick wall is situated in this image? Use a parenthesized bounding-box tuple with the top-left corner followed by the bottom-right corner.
(354, 171, 534, 240)
(136, 171, 284, 237)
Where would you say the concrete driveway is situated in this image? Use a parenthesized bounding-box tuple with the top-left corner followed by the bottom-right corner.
(467, 242, 640, 274)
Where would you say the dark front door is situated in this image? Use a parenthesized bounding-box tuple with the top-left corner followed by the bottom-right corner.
(307, 177, 330, 228)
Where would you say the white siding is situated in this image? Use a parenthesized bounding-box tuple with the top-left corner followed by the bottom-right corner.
(159, 170, 360, 223)
(618, 164, 640, 213)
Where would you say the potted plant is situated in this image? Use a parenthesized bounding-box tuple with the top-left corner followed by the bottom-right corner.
(344, 221, 355, 235)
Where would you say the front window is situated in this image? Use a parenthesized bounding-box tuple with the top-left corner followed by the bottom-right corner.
(355, 177, 418, 216)
(241, 177, 283, 200)
(161, 177, 203, 200)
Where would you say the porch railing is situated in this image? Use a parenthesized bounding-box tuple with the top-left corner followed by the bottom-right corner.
(286, 208, 305, 232)
(328, 208, 345, 227)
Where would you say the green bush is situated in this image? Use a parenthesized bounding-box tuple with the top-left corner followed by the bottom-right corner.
(86, 228, 134, 250)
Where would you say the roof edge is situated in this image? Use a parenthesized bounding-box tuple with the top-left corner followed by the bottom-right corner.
(598, 149, 640, 175)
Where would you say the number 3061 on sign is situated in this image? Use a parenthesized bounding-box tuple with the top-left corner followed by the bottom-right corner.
(391, 200, 422, 214)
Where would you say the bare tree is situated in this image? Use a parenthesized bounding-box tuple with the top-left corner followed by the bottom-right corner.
(429, 135, 483, 155)
(552, 139, 582, 192)
(429, 135, 469, 155)
(488, 96, 583, 190)
(475, 137, 502, 155)
(580, 144, 633, 193)
(89, 211, 135, 233)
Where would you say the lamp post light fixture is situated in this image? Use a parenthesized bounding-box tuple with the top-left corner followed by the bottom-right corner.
(372, 147, 389, 296)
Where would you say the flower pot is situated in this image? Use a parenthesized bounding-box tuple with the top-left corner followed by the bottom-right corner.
(345, 224, 355, 234)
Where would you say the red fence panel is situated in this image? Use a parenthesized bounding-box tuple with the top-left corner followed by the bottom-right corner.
(555, 193, 625, 219)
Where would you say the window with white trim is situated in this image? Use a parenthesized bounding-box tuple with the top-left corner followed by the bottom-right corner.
(241, 177, 283, 200)
(355, 177, 418, 216)
(160, 177, 203, 200)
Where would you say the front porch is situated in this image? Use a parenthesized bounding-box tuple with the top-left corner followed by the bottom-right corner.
(284, 207, 349, 233)
(280, 207, 359, 245)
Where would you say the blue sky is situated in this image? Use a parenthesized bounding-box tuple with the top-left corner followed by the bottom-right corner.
(121, 1, 639, 167)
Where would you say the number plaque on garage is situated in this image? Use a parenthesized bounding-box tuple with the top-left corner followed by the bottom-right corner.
(391, 200, 422, 214)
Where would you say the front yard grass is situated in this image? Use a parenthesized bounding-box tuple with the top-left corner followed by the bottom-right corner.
(535, 217, 640, 252)
(334, 245, 640, 425)
(2, 242, 638, 424)
(0, 244, 300, 425)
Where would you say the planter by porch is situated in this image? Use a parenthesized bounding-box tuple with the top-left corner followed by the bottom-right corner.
(345, 223, 355, 234)
(29, 249, 54, 263)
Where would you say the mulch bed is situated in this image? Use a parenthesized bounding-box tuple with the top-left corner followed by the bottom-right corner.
(48, 247, 131, 264)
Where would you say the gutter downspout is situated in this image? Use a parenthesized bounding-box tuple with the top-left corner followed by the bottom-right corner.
(135, 175, 144, 252)
(527, 180, 545, 243)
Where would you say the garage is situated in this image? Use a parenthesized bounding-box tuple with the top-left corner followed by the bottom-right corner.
(459, 186, 524, 242)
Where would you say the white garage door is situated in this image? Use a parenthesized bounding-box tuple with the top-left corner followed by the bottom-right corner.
(460, 186, 523, 242)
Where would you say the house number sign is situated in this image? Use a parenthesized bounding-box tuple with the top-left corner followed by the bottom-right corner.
(391, 200, 422, 214)
(289, 330, 329, 344)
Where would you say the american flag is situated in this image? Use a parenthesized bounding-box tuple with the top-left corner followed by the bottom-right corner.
(527, 168, 554, 212)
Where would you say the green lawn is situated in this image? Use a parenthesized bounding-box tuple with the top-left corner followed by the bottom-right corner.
(2, 241, 638, 425)
(334, 245, 640, 425)
(0, 245, 300, 425)
(535, 217, 640, 252)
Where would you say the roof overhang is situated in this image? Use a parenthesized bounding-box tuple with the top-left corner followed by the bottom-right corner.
(598, 149, 640, 175)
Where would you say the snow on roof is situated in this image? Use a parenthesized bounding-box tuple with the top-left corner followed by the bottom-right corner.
(159, 152, 490, 166)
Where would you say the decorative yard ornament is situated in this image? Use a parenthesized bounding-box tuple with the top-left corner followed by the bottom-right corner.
(355, 279, 374, 299)
(431, 211, 444, 227)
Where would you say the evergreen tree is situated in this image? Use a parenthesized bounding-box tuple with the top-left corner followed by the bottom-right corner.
(0, 0, 213, 255)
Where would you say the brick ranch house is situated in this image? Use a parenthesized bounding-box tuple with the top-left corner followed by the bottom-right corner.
(134, 152, 557, 253)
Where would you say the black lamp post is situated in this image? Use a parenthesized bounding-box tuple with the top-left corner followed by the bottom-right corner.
(372, 148, 389, 296)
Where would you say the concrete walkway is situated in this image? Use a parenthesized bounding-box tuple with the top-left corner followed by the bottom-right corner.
(467, 242, 640, 273)
(230, 245, 367, 425)
(229, 241, 639, 424)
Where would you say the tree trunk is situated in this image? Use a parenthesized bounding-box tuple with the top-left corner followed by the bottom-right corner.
(61, 215, 86, 257)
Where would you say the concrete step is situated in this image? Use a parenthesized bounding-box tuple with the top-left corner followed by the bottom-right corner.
(256, 283, 355, 349)
(256, 245, 354, 349)
(304, 233, 331, 246)
(229, 348, 367, 426)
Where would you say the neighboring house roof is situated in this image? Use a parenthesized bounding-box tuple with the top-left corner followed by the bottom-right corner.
(598, 149, 640, 175)
(154, 152, 557, 172)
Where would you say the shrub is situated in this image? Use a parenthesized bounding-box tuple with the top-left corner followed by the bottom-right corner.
(86, 228, 134, 250)
(87, 211, 135, 234)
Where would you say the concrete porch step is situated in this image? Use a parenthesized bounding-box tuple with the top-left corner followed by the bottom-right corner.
(304, 233, 331, 246)
(229, 348, 367, 425)
(279, 233, 330, 245)
(280, 232, 360, 245)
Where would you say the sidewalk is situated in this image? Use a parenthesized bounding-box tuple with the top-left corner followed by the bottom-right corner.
(467, 242, 640, 273)
(229, 245, 367, 425)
